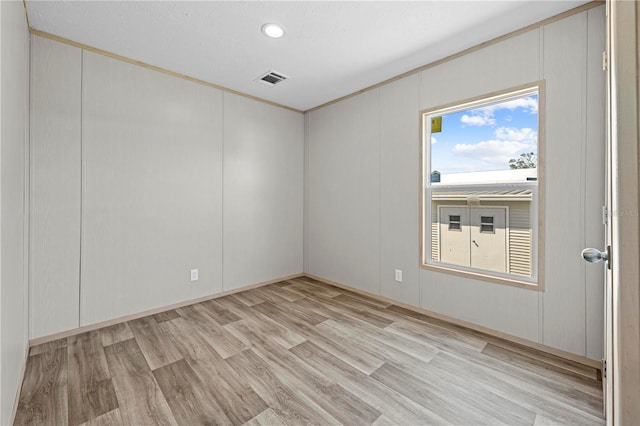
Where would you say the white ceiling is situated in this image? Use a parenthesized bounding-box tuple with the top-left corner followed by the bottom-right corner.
(26, 1, 589, 111)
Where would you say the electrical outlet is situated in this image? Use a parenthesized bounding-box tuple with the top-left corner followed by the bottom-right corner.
(394, 269, 403, 283)
(190, 268, 199, 282)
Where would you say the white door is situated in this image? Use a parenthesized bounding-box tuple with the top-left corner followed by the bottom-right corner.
(439, 206, 469, 267)
(583, 2, 614, 416)
(583, 2, 640, 422)
(470, 207, 507, 273)
(602, 1, 639, 423)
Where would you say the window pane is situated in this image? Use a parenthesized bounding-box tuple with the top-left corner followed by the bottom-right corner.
(480, 224, 495, 233)
(430, 94, 538, 185)
(424, 87, 539, 284)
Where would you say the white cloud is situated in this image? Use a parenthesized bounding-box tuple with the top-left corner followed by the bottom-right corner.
(451, 124, 537, 168)
(501, 96, 538, 114)
(460, 112, 495, 126)
(495, 126, 537, 143)
(453, 140, 531, 166)
(454, 139, 529, 157)
(475, 96, 538, 115)
(431, 136, 437, 144)
(460, 96, 538, 127)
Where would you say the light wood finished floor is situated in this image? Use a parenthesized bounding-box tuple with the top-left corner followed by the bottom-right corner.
(15, 277, 604, 425)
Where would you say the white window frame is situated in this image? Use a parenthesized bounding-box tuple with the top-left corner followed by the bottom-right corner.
(420, 82, 545, 290)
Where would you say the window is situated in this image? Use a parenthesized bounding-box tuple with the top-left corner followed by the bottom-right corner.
(421, 84, 543, 289)
(480, 216, 494, 234)
(449, 215, 462, 231)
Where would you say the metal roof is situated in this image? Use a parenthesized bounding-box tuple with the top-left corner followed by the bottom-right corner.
(432, 189, 533, 201)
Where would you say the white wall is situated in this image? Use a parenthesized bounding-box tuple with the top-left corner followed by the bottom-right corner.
(29, 7, 605, 362)
(306, 7, 606, 360)
(0, 0, 30, 423)
(30, 37, 81, 338)
(307, 90, 381, 295)
(223, 93, 303, 291)
(30, 36, 304, 338)
(80, 51, 225, 326)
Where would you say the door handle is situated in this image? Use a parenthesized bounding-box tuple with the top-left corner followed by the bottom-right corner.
(581, 246, 611, 269)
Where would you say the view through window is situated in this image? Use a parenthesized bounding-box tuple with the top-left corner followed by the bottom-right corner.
(422, 85, 542, 287)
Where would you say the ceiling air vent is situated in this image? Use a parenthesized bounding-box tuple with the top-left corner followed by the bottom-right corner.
(257, 70, 290, 86)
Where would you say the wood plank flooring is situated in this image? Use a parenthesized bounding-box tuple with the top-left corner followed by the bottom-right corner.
(15, 277, 604, 425)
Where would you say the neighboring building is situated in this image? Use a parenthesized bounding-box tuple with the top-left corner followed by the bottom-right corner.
(429, 169, 534, 277)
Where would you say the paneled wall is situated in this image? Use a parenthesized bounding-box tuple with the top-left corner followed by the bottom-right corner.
(223, 93, 303, 291)
(0, 1, 30, 423)
(30, 7, 605, 363)
(80, 52, 225, 325)
(30, 37, 81, 338)
(30, 36, 304, 338)
(307, 90, 381, 295)
(306, 7, 606, 360)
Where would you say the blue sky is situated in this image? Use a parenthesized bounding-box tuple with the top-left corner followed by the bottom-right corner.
(429, 94, 538, 174)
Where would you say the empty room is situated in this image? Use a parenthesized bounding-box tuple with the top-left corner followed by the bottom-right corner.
(1, 0, 638, 425)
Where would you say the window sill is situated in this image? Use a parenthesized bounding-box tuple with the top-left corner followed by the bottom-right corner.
(420, 263, 544, 291)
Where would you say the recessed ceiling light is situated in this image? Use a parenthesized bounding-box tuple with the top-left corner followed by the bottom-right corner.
(261, 23, 284, 39)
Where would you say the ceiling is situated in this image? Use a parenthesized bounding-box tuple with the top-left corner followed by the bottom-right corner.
(26, 1, 590, 111)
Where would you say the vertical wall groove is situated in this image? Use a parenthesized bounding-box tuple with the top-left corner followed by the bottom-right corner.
(378, 88, 383, 296)
(221, 91, 225, 292)
(23, 21, 30, 352)
(303, 112, 310, 274)
(581, 13, 589, 357)
(538, 26, 546, 345)
(78, 48, 83, 327)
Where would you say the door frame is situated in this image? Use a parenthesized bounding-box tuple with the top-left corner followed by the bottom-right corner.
(607, 0, 640, 423)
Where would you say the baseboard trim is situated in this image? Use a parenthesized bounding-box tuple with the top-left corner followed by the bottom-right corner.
(10, 344, 30, 425)
(29, 273, 304, 347)
(28, 270, 600, 372)
(304, 273, 602, 371)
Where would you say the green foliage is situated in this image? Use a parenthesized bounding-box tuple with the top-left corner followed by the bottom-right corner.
(509, 152, 537, 169)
